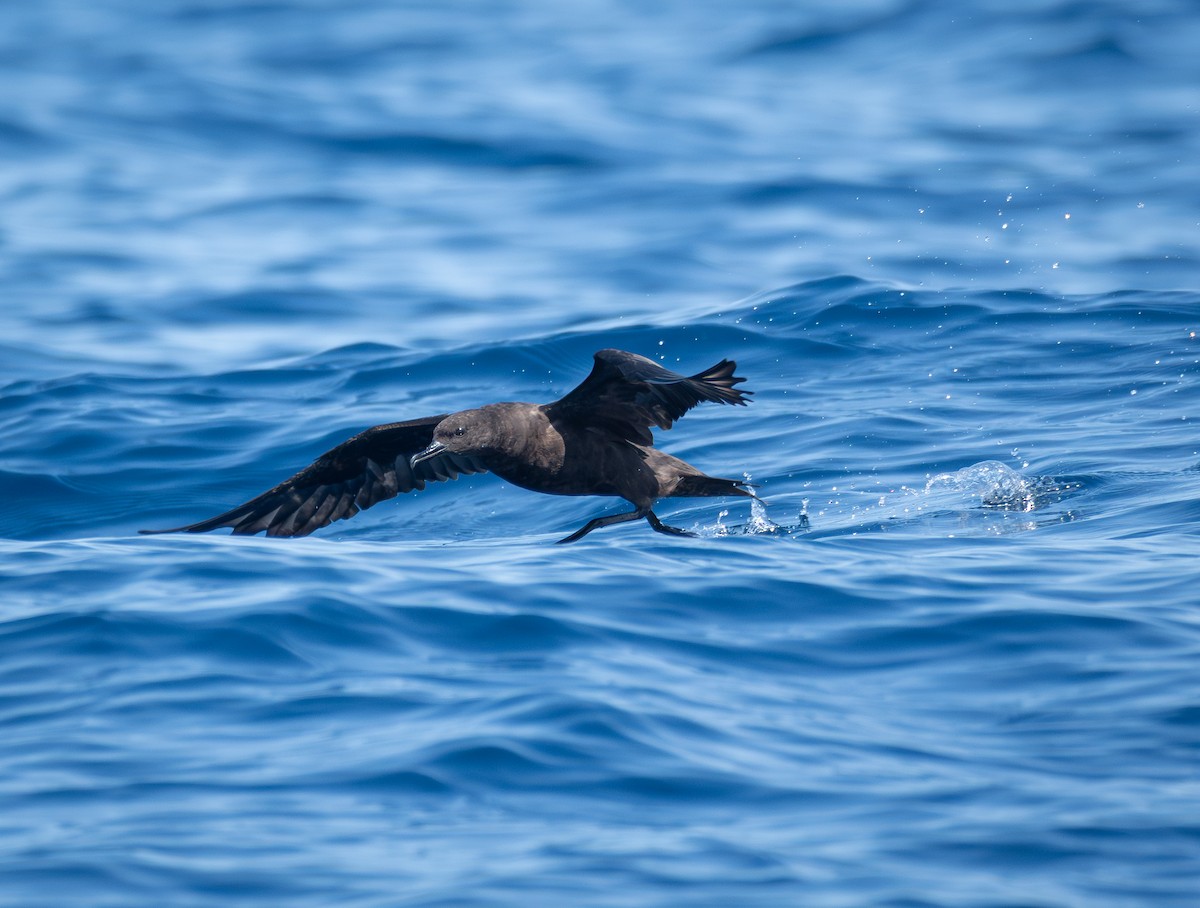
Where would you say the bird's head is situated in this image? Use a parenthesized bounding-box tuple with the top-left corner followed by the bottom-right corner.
(410, 408, 498, 467)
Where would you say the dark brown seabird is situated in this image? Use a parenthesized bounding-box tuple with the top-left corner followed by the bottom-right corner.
(140, 349, 755, 543)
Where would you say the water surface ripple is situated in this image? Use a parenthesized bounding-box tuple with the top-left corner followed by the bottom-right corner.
(2, 1, 1200, 905)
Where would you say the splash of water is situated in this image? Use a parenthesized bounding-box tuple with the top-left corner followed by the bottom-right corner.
(697, 474, 789, 536)
(924, 461, 1061, 512)
(747, 495, 783, 534)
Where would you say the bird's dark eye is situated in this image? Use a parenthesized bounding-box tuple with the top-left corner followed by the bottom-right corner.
(454, 426, 466, 437)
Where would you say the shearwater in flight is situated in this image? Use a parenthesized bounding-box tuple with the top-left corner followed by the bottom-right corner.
(141, 349, 755, 543)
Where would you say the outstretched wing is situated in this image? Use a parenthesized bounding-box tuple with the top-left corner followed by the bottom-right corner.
(545, 349, 751, 445)
(140, 415, 488, 537)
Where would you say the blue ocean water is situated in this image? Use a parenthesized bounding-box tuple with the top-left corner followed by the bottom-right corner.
(3, 0, 1200, 905)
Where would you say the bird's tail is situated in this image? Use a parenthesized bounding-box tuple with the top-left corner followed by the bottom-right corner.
(671, 473, 758, 500)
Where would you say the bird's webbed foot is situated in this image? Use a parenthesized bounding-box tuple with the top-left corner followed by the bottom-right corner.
(643, 509, 696, 538)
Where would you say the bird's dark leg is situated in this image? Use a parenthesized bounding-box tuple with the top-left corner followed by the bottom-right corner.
(556, 506, 700, 544)
(556, 507, 648, 544)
